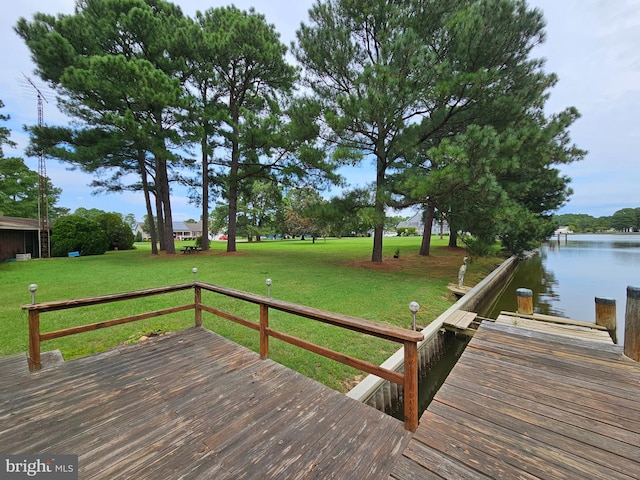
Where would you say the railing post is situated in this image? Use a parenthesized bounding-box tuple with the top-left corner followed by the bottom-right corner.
(403, 340, 419, 431)
(260, 303, 269, 360)
(28, 310, 41, 372)
(194, 284, 202, 327)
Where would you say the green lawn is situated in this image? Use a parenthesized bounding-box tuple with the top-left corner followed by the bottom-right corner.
(1, 236, 500, 391)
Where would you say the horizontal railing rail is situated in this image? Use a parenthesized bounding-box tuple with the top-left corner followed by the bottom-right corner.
(22, 281, 423, 431)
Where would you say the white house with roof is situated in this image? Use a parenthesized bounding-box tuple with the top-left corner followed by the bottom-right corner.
(134, 221, 204, 241)
(396, 212, 450, 236)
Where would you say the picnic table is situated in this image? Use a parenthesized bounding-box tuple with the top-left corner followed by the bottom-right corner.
(180, 245, 201, 254)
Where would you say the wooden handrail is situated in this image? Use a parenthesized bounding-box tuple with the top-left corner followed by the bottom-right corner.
(22, 281, 423, 430)
(22, 284, 193, 313)
(195, 281, 424, 344)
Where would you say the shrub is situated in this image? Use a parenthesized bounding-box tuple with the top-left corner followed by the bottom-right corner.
(95, 213, 135, 250)
(194, 235, 209, 249)
(460, 235, 497, 258)
(51, 215, 109, 257)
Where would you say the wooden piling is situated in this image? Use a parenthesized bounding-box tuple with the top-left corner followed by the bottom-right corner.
(595, 297, 617, 343)
(516, 288, 534, 315)
(624, 286, 640, 362)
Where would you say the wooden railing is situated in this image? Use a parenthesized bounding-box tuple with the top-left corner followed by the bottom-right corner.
(22, 281, 424, 431)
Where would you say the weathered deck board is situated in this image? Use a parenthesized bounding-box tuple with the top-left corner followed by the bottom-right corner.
(390, 321, 640, 480)
(0, 327, 411, 479)
(443, 310, 477, 330)
(496, 312, 614, 343)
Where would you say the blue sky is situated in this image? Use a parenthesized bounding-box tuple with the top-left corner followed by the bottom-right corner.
(1, 0, 638, 221)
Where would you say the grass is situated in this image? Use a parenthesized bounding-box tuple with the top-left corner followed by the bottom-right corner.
(0, 236, 502, 391)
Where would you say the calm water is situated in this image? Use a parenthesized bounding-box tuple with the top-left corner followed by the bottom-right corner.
(481, 234, 640, 344)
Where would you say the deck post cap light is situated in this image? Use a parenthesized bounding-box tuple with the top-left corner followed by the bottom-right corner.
(28, 283, 38, 304)
(409, 301, 419, 331)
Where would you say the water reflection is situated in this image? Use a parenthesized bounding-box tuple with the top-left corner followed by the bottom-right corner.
(479, 234, 640, 344)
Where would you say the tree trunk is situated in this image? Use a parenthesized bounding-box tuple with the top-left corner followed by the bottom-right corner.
(227, 168, 238, 252)
(156, 156, 176, 254)
(371, 147, 386, 263)
(201, 135, 210, 251)
(419, 203, 435, 256)
(139, 151, 158, 255)
(161, 184, 176, 255)
(155, 175, 165, 252)
(227, 107, 240, 253)
(449, 228, 458, 248)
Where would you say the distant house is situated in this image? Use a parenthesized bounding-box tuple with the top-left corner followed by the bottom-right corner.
(134, 221, 204, 241)
(133, 223, 150, 241)
(0, 216, 43, 262)
(396, 212, 450, 236)
(554, 226, 573, 235)
(174, 221, 202, 241)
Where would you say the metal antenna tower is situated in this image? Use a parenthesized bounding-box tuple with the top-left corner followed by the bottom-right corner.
(23, 74, 50, 258)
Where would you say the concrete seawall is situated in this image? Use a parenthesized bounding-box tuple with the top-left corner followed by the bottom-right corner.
(347, 255, 519, 410)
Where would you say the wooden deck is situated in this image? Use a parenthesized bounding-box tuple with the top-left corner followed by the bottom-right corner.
(391, 321, 640, 479)
(0, 327, 411, 479)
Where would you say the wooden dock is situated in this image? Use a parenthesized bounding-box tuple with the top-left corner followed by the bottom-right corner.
(390, 321, 640, 479)
(0, 327, 411, 479)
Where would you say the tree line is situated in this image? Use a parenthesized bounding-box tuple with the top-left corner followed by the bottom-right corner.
(14, 0, 584, 260)
(555, 208, 640, 233)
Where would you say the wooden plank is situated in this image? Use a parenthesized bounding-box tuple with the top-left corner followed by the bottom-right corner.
(499, 310, 609, 330)
(448, 357, 640, 437)
(496, 315, 613, 343)
(411, 412, 542, 480)
(444, 310, 477, 330)
(438, 376, 640, 465)
(482, 321, 628, 358)
(418, 407, 633, 480)
(443, 309, 466, 326)
(466, 338, 640, 400)
(396, 439, 493, 480)
(455, 311, 477, 329)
